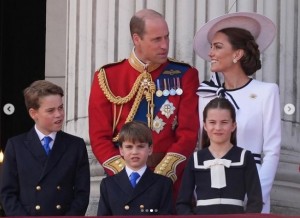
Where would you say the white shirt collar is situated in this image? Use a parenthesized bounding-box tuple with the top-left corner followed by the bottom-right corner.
(35, 125, 57, 148)
(125, 165, 147, 178)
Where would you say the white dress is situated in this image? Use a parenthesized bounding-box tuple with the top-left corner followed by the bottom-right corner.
(197, 72, 281, 213)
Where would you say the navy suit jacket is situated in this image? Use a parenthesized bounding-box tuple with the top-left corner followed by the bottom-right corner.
(0, 127, 90, 216)
(97, 167, 173, 215)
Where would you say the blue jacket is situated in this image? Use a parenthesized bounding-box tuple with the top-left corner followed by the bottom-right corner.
(0, 127, 90, 216)
(97, 167, 173, 215)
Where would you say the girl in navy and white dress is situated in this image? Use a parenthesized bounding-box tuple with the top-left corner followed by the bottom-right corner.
(176, 97, 263, 215)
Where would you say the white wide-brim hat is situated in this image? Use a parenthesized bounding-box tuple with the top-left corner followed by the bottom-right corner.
(193, 12, 276, 61)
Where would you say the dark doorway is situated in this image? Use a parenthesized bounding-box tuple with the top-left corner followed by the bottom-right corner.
(0, 0, 46, 151)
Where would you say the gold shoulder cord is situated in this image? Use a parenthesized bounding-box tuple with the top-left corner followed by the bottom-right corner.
(98, 67, 155, 142)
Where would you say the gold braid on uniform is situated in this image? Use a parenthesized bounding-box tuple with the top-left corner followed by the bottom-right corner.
(102, 155, 125, 174)
(154, 152, 186, 183)
(98, 67, 156, 142)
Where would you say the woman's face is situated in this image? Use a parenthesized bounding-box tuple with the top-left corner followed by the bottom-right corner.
(209, 32, 238, 73)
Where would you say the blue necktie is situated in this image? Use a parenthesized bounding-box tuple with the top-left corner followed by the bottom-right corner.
(43, 136, 52, 155)
(130, 172, 140, 188)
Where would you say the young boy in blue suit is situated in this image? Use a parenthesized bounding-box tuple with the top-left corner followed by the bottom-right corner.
(97, 121, 173, 215)
(0, 80, 90, 216)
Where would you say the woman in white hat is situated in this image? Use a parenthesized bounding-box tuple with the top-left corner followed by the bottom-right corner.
(193, 12, 281, 213)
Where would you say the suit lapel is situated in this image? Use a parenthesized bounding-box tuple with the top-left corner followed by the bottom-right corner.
(24, 128, 48, 165)
(114, 169, 133, 196)
(40, 131, 68, 179)
(125, 167, 157, 203)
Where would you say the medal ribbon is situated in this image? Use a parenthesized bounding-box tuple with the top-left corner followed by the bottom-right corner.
(134, 61, 189, 123)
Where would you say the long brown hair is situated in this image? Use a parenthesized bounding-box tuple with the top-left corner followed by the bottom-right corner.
(201, 97, 237, 148)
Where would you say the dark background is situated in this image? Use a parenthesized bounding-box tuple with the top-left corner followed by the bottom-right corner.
(0, 0, 46, 151)
(0, 1, 46, 214)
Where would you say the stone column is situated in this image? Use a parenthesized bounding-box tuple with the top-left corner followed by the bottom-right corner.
(65, 0, 105, 215)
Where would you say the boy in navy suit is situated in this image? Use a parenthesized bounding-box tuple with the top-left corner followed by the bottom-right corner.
(97, 121, 173, 215)
(0, 80, 90, 216)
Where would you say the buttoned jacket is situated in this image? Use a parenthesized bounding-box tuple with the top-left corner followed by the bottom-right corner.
(0, 127, 90, 216)
(89, 57, 199, 200)
(97, 167, 173, 215)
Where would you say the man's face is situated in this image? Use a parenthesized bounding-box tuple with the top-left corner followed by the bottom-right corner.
(133, 17, 169, 64)
(119, 140, 153, 171)
(29, 94, 65, 135)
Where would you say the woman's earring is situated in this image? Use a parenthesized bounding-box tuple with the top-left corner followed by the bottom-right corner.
(233, 59, 237, 63)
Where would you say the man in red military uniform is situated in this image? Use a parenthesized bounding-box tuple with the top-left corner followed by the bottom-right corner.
(88, 9, 199, 201)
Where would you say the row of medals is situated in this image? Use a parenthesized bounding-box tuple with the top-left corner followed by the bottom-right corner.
(155, 77, 183, 97)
